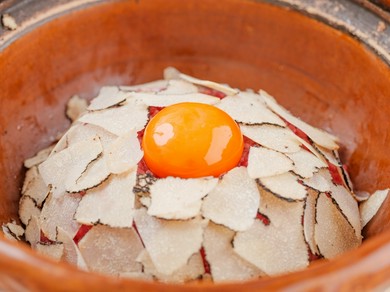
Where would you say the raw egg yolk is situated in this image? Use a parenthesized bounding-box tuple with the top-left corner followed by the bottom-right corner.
(142, 102, 244, 178)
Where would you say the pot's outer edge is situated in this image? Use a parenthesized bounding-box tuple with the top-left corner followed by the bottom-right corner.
(1, 0, 390, 291)
(262, 0, 390, 65)
(1, 0, 390, 66)
(0, 0, 107, 48)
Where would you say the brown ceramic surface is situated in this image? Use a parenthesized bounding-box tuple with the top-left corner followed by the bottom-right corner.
(1, 0, 390, 291)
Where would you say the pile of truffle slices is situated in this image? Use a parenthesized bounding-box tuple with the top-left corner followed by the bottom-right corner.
(9, 67, 388, 283)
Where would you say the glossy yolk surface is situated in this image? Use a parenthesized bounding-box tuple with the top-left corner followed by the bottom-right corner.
(142, 102, 244, 178)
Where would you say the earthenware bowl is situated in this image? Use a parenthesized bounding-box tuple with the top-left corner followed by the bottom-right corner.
(1, 0, 390, 290)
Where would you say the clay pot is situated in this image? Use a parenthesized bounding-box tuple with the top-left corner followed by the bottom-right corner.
(1, 0, 390, 290)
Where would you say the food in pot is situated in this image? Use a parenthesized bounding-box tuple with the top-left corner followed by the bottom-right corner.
(8, 68, 389, 283)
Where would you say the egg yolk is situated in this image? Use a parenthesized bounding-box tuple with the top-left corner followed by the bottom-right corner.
(142, 102, 244, 178)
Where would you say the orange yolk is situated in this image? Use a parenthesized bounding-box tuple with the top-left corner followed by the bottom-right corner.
(142, 102, 244, 178)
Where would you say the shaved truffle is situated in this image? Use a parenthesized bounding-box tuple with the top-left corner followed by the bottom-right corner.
(202, 167, 260, 231)
(241, 124, 302, 153)
(133, 208, 205, 276)
(78, 225, 143, 275)
(247, 146, 294, 178)
(359, 189, 389, 227)
(40, 193, 81, 241)
(39, 137, 103, 197)
(129, 92, 219, 107)
(215, 92, 285, 126)
(79, 100, 148, 136)
(158, 79, 198, 95)
(35, 243, 64, 261)
(21, 166, 49, 207)
(87, 87, 129, 111)
(164, 67, 238, 96)
(148, 177, 218, 220)
(57, 227, 88, 270)
(287, 149, 327, 178)
(314, 194, 361, 258)
(203, 222, 263, 282)
(137, 250, 204, 283)
(258, 172, 307, 201)
(19, 195, 41, 225)
(234, 188, 308, 275)
(106, 130, 143, 174)
(329, 184, 361, 238)
(75, 170, 136, 228)
(24, 145, 54, 169)
(260, 90, 339, 150)
(66, 95, 88, 121)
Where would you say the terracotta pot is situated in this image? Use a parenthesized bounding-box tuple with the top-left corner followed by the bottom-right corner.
(1, 0, 390, 291)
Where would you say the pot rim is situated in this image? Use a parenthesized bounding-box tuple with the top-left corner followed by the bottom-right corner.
(1, 0, 390, 290)
(1, 0, 390, 64)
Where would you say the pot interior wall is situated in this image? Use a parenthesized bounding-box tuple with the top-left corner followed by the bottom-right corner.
(1, 0, 390, 239)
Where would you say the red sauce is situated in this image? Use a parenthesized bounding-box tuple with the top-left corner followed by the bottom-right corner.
(256, 212, 270, 226)
(328, 162, 345, 186)
(40, 231, 54, 244)
(284, 119, 311, 144)
(73, 225, 93, 245)
(148, 106, 164, 119)
(200, 247, 211, 274)
(198, 86, 226, 99)
(308, 250, 322, 262)
(132, 221, 145, 247)
(238, 136, 258, 167)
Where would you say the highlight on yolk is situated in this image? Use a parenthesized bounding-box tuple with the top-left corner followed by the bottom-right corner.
(142, 102, 244, 178)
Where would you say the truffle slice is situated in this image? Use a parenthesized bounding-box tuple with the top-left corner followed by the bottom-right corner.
(79, 99, 148, 136)
(247, 146, 294, 178)
(106, 130, 143, 175)
(147, 177, 218, 220)
(129, 92, 219, 107)
(75, 170, 136, 228)
(87, 87, 129, 111)
(359, 189, 389, 227)
(35, 243, 64, 261)
(67, 123, 117, 151)
(314, 194, 361, 258)
(303, 189, 320, 255)
(287, 149, 327, 178)
(66, 95, 88, 121)
(24, 145, 54, 169)
(203, 222, 263, 282)
(21, 166, 50, 207)
(57, 227, 88, 270)
(164, 67, 238, 96)
(234, 188, 308, 275)
(215, 92, 285, 126)
(302, 168, 332, 193)
(133, 208, 204, 276)
(240, 124, 302, 153)
(258, 172, 307, 201)
(234, 217, 308, 276)
(78, 225, 143, 275)
(137, 250, 204, 283)
(260, 90, 339, 150)
(157, 79, 199, 95)
(202, 167, 260, 232)
(66, 155, 111, 194)
(316, 146, 340, 166)
(19, 195, 41, 225)
(2, 222, 24, 241)
(40, 193, 81, 241)
(25, 216, 40, 248)
(39, 137, 103, 197)
(329, 184, 362, 239)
